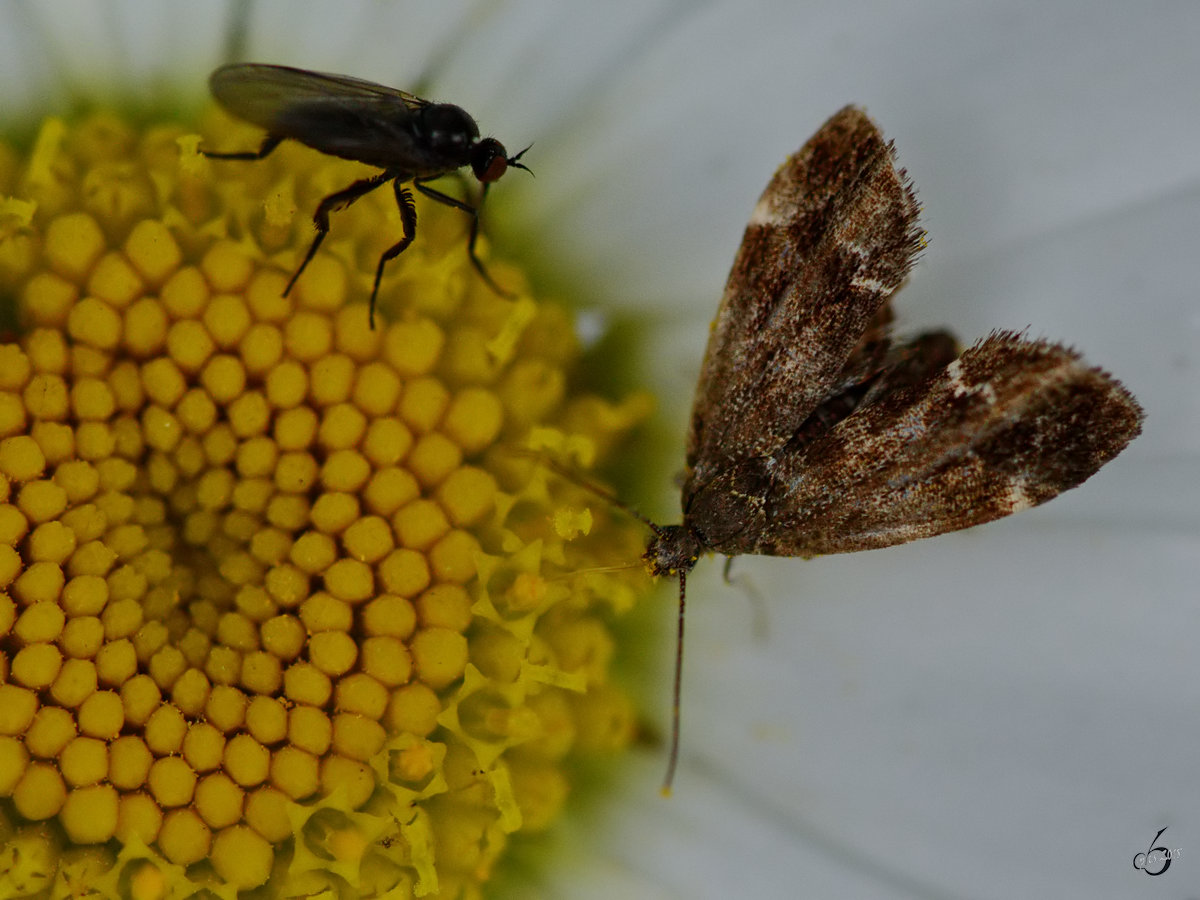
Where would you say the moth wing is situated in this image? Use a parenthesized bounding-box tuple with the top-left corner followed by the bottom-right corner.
(755, 334, 1144, 556)
(685, 106, 925, 488)
(785, 314, 960, 448)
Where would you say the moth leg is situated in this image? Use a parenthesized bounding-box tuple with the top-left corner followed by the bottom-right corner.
(201, 133, 284, 161)
(414, 178, 511, 297)
(721, 557, 768, 641)
(285, 171, 393, 301)
(367, 182, 419, 330)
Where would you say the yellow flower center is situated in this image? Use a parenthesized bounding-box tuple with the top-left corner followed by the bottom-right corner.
(0, 110, 651, 897)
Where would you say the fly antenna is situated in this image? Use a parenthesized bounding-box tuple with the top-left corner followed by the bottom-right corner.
(508, 144, 534, 174)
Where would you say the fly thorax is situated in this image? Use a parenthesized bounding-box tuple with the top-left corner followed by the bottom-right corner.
(643, 525, 702, 578)
(417, 104, 479, 155)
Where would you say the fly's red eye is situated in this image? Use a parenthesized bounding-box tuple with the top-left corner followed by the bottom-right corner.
(471, 138, 510, 182)
(480, 155, 508, 183)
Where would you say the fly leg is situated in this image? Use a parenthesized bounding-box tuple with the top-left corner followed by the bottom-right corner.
(368, 182, 419, 330)
(414, 178, 511, 297)
(201, 133, 285, 160)
(285, 171, 393, 300)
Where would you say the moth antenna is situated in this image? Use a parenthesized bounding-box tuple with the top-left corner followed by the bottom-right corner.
(516, 450, 665, 535)
(545, 561, 643, 580)
(660, 567, 686, 796)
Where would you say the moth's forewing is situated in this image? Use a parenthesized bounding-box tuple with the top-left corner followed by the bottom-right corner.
(685, 106, 924, 489)
(754, 333, 1143, 556)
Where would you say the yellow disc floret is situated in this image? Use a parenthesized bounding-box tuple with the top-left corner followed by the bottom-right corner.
(0, 110, 648, 897)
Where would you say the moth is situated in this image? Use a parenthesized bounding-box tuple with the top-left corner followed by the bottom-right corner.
(202, 63, 531, 328)
(587, 106, 1144, 792)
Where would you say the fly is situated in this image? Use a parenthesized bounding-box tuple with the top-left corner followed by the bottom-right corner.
(202, 63, 531, 328)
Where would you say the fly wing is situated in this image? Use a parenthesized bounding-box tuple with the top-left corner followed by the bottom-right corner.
(685, 106, 925, 489)
(753, 334, 1144, 556)
(208, 63, 444, 170)
(209, 64, 426, 131)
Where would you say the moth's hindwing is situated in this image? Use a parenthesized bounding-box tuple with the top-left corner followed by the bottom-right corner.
(749, 333, 1144, 556)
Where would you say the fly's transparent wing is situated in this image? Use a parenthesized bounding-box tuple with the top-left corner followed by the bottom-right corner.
(209, 63, 426, 134)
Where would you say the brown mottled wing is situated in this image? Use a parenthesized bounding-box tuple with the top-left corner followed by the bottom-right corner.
(685, 106, 925, 489)
(754, 334, 1144, 556)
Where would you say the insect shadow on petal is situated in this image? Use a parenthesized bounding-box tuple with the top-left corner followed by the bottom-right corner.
(201, 63, 531, 328)
(539, 106, 1143, 795)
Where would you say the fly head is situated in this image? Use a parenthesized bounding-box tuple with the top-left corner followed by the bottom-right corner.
(471, 140, 532, 184)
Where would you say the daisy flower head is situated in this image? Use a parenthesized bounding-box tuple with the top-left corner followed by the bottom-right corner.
(0, 5, 661, 897)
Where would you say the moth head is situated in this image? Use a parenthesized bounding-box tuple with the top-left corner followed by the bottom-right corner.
(642, 524, 702, 579)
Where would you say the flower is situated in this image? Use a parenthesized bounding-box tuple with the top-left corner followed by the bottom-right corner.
(2, 3, 1199, 898)
(0, 97, 652, 896)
